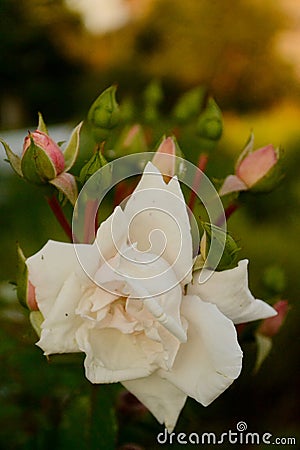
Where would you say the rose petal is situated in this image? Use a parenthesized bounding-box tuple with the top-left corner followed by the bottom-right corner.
(76, 325, 162, 383)
(95, 206, 129, 263)
(95, 246, 186, 342)
(237, 145, 277, 187)
(160, 295, 243, 406)
(188, 260, 277, 323)
(124, 162, 193, 285)
(37, 272, 83, 354)
(123, 372, 187, 432)
(26, 240, 99, 317)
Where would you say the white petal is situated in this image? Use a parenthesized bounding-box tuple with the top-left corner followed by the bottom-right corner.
(95, 206, 129, 263)
(188, 260, 277, 323)
(123, 372, 187, 432)
(160, 295, 243, 407)
(95, 246, 186, 342)
(26, 240, 98, 317)
(124, 162, 193, 285)
(76, 325, 162, 383)
(37, 272, 83, 354)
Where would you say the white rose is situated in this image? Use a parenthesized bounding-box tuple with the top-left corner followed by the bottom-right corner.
(26, 162, 276, 432)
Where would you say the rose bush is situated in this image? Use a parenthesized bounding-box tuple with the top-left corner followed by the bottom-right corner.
(26, 161, 276, 431)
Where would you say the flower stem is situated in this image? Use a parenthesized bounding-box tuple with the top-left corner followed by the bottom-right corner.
(84, 199, 99, 243)
(216, 201, 240, 227)
(46, 195, 73, 241)
(225, 202, 240, 220)
(188, 153, 209, 212)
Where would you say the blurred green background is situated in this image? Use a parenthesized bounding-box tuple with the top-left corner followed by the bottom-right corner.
(0, 0, 299, 449)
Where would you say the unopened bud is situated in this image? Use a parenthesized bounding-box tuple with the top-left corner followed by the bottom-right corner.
(237, 143, 283, 193)
(87, 86, 120, 142)
(173, 86, 206, 123)
(114, 124, 148, 158)
(21, 130, 65, 184)
(258, 300, 289, 337)
(152, 136, 176, 181)
(196, 98, 223, 149)
(220, 135, 284, 196)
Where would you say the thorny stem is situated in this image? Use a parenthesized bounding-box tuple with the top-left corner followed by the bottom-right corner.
(46, 195, 73, 241)
(188, 153, 209, 212)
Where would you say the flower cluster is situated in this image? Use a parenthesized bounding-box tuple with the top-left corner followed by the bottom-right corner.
(1, 85, 286, 433)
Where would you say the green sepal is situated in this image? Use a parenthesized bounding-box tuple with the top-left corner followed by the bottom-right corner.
(79, 144, 108, 185)
(0, 138, 23, 177)
(201, 222, 241, 271)
(193, 254, 205, 272)
(63, 122, 83, 171)
(173, 85, 206, 123)
(50, 173, 78, 206)
(16, 244, 29, 309)
(21, 138, 56, 184)
(37, 112, 48, 134)
(87, 86, 120, 143)
(29, 311, 44, 338)
(254, 333, 272, 373)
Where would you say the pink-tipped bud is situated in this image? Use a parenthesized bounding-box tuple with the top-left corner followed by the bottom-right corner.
(258, 300, 289, 337)
(152, 136, 176, 182)
(23, 130, 65, 177)
(220, 137, 284, 196)
(237, 144, 277, 188)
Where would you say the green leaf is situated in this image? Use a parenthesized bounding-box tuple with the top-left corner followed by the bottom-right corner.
(0, 138, 23, 177)
(63, 122, 83, 171)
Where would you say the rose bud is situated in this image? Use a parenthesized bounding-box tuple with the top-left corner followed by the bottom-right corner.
(196, 98, 223, 141)
(113, 124, 148, 159)
(21, 130, 65, 184)
(258, 300, 289, 337)
(220, 134, 284, 196)
(1, 115, 81, 205)
(152, 136, 176, 182)
(87, 85, 120, 143)
(173, 85, 206, 123)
